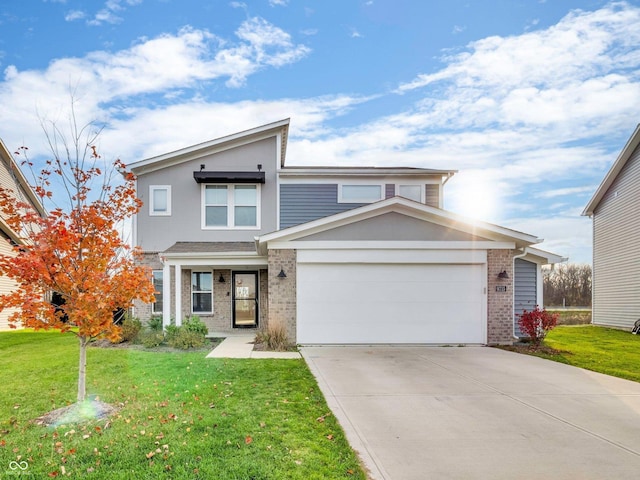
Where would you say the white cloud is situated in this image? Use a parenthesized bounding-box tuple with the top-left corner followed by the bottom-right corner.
(269, 0, 289, 6)
(0, 18, 311, 157)
(64, 10, 86, 22)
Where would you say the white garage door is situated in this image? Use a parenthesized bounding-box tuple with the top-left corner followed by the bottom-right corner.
(297, 263, 486, 344)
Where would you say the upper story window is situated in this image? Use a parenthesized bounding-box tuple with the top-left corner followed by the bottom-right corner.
(338, 184, 384, 203)
(202, 184, 260, 229)
(149, 185, 171, 216)
(398, 184, 423, 203)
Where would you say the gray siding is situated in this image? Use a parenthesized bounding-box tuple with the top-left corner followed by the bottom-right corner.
(280, 184, 367, 228)
(136, 137, 279, 252)
(426, 184, 440, 208)
(299, 212, 488, 242)
(592, 143, 640, 329)
(514, 259, 537, 338)
(385, 184, 395, 199)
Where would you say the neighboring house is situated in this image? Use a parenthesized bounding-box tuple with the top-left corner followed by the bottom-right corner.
(129, 119, 562, 345)
(583, 124, 640, 330)
(0, 140, 47, 330)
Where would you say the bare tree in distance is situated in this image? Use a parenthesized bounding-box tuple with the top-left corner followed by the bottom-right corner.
(543, 263, 592, 307)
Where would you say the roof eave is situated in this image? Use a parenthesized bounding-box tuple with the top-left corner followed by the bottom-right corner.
(128, 118, 290, 174)
(582, 124, 640, 217)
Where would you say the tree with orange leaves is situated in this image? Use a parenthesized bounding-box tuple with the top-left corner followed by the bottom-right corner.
(0, 118, 155, 403)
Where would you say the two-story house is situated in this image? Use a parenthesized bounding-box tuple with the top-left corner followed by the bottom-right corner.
(0, 139, 47, 330)
(128, 119, 563, 345)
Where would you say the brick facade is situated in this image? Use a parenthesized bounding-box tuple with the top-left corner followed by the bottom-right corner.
(487, 249, 516, 345)
(267, 249, 297, 343)
(133, 253, 163, 324)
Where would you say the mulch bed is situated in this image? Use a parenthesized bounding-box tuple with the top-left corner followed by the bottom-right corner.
(498, 343, 570, 356)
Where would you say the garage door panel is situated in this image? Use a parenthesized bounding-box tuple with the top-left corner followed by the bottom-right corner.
(297, 263, 485, 344)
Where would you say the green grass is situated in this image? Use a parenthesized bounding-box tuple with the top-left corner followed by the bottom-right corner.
(0, 330, 366, 479)
(529, 325, 640, 383)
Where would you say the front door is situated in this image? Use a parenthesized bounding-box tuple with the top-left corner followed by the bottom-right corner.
(232, 271, 258, 328)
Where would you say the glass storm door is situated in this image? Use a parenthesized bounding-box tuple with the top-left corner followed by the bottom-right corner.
(232, 272, 258, 328)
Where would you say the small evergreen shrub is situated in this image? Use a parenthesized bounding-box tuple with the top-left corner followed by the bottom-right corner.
(139, 330, 165, 348)
(164, 323, 180, 342)
(518, 306, 559, 345)
(148, 315, 163, 331)
(182, 315, 208, 336)
(119, 316, 142, 343)
(168, 329, 206, 349)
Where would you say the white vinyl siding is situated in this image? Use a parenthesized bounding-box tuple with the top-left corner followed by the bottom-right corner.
(592, 145, 640, 329)
(0, 234, 18, 330)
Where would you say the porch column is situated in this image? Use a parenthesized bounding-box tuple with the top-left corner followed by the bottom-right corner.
(162, 261, 171, 328)
(175, 264, 182, 326)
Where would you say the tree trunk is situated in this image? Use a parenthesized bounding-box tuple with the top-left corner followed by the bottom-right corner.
(77, 336, 88, 403)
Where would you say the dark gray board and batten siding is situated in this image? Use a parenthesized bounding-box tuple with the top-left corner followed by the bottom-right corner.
(592, 143, 640, 330)
(514, 258, 537, 338)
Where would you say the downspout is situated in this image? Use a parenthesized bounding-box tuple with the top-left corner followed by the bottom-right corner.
(512, 248, 528, 340)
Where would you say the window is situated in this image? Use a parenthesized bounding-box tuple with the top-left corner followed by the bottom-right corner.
(202, 184, 259, 229)
(338, 184, 383, 203)
(152, 270, 163, 314)
(150, 186, 171, 216)
(192, 271, 213, 313)
(398, 185, 423, 202)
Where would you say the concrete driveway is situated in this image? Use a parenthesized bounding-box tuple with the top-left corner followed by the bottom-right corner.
(301, 346, 640, 480)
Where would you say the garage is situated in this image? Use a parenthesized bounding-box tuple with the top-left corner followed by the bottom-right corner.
(297, 262, 486, 344)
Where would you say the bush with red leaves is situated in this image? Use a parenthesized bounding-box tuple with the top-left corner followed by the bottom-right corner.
(518, 306, 559, 345)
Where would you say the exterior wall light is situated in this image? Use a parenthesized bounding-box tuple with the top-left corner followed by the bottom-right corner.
(497, 270, 509, 279)
(277, 269, 287, 278)
(218, 274, 225, 283)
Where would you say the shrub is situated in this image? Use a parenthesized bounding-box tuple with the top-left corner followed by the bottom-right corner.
(182, 315, 208, 336)
(119, 316, 142, 343)
(168, 329, 206, 349)
(164, 323, 180, 342)
(518, 306, 559, 345)
(148, 315, 163, 331)
(139, 330, 165, 348)
(255, 321, 290, 351)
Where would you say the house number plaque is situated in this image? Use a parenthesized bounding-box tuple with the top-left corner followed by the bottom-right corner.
(495, 286, 507, 292)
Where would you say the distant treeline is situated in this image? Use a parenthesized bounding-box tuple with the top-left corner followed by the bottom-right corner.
(543, 263, 592, 307)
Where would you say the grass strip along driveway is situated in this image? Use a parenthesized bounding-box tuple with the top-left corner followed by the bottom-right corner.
(0, 331, 365, 479)
(511, 325, 640, 383)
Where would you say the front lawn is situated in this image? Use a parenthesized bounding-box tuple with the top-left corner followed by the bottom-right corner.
(515, 325, 640, 383)
(0, 330, 365, 479)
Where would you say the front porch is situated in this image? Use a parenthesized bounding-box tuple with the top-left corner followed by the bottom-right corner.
(140, 242, 270, 335)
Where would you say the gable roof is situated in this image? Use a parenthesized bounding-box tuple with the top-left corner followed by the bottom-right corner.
(256, 196, 541, 254)
(0, 139, 46, 245)
(583, 124, 640, 217)
(127, 118, 290, 175)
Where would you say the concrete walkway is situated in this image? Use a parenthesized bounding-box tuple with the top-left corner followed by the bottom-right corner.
(302, 345, 640, 480)
(206, 334, 300, 359)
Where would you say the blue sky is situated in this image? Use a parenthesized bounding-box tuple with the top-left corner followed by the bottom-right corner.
(2, 0, 640, 264)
